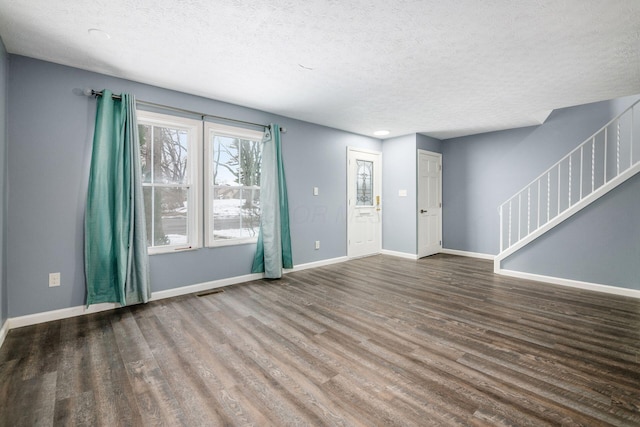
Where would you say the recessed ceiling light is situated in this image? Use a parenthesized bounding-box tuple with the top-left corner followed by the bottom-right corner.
(88, 28, 111, 40)
(373, 130, 390, 137)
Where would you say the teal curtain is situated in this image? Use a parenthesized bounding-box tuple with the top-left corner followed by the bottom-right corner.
(252, 124, 293, 278)
(85, 90, 151, 306)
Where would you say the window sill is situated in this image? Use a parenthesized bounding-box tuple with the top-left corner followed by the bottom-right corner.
(206, 238, 258, 248)
(148, 245, 200, 256)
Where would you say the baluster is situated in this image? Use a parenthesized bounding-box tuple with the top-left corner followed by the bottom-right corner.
(546, 172, 550, 222)
(518, 194, 521, 241)
(568, 156, 572, 206)
(579, 146, 583, 199)
(527, 187, 531, 235)
(499, 205, 503, 252)
(508, 200, 512, 247)
(616, 120, 620, 175)
(537, 179, 541, 229)
(604, 127, 607, 183)
(591, 137, 595, 192)
(557, 163, 561, 216)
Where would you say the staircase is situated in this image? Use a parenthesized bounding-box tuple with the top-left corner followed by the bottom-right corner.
(494, 99, 640, 272)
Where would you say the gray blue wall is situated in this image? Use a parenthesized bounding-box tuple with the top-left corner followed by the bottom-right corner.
(381, 134, 441, 255)
(0, 37, 7, 326)
(502, 174, 640, 289)
(416, 134, 442, 154)
(442, 95, 640, 289)
(7, 55, 380, 317)
(382, 134, 417, 254)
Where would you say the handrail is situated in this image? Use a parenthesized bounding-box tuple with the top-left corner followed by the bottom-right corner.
(499, 98, 640, 208)
(498, 99, 639, 253)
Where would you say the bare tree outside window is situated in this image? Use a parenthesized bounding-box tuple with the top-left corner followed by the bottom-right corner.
(211, 134, 262, 241)
(139, 124, 190, 246)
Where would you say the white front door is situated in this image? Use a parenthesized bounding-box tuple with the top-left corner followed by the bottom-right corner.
(347, 148, 382, 258)
(418, 150, 442, 258)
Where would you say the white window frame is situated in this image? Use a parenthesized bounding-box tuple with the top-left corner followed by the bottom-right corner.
(204, 122, 264, 247)
(137, 110, 203, 255)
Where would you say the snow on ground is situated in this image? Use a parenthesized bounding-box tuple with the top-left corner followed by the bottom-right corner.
(164, 198, 259, 244)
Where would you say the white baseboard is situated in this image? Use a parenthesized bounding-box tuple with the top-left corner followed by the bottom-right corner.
(0, 319, 8, 349)
(440, 248, 495, 260)
(381, 249, 419, 260)
(9, 302, 121, 329)
(498, 269, 640, 299)
(285, 256, 349, 272)
(151, 273, 265, 301)
(2, 255, 351, 336)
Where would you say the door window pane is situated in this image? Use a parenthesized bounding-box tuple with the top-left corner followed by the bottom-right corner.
(356, 160, 373, 206)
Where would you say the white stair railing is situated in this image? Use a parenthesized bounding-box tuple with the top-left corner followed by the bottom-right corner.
(498, 99, 640, 255)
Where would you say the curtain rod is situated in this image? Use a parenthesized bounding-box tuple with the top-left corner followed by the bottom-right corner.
(84, 89, 286, 133)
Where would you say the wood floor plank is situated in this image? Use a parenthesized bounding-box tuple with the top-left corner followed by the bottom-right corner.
(1, 254, 639, 426)
(85, 312, 143, 427)
(124, 357, 189, 426)
(55, 316, 94, 401)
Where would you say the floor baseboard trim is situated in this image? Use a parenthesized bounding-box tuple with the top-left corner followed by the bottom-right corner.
(440, 248, 495, 260)
(9, 302, 121, 330)
(151, 273, 265, 302)
(1, 255, 352, 339)
(286, 256, 349, 272)
(154, 257, 349, 300)
(497, 269, 640, 299)
(380, 250, 419, 260)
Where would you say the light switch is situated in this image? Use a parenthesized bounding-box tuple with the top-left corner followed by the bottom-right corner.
(313, 187, 319, 196)
(398, 189, 407, 197)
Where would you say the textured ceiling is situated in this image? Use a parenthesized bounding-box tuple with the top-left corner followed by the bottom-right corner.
(1, 0, 639, 139)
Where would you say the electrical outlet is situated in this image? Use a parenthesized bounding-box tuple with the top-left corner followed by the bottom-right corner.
(315, 240, 320, 250)
(313, 187, 319, 196)
(49, 272, 61, 287)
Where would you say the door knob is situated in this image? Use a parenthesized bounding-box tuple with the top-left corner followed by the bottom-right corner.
(420, 209, 427, 213)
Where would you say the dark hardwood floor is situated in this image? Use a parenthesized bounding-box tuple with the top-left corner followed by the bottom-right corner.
(1, 254, 639, 426)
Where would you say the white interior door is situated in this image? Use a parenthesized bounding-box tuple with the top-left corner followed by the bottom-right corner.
(418, 150, 442, 258)
(347, 148, 382, 258)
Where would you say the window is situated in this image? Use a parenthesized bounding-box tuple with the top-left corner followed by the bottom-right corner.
(205, 123, 263, 246)
(137, 111, 202, 254)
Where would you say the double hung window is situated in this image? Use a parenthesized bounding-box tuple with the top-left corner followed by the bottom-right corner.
(137, 111, 202, 254)
(136, 111, 263, 253)
(205, 123, 263, 247)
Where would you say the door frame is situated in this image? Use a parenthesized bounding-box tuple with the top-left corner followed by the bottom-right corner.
(347, 146, 383, 258)
(417, 149, 442, 258)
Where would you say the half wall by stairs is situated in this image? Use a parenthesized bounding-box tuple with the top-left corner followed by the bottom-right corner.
(495, 99, 640, 272)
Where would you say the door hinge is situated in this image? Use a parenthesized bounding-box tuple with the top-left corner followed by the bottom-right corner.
(439, 240, 442, 246)
(439, 164, 442, 171)
(439, 202, 442, 208)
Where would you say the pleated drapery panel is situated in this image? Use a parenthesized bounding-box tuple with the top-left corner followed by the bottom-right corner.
(252, 124, 293, 278)
(85, 90, 151, 306)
